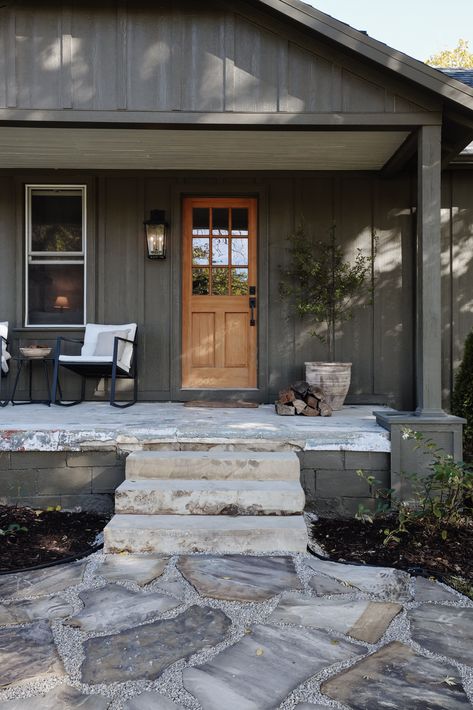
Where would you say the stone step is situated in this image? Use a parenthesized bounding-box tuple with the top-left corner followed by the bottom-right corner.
(104, 514, 308, 554)
(125, 450, 300, 481)
(115, 479, 305, 516)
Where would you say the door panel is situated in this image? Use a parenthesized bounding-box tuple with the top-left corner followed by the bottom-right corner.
(182, 197, 257, 389)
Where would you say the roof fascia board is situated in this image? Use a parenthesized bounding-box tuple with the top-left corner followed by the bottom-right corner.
(256, 0, 473, 112)
(0, 109, 443, 127)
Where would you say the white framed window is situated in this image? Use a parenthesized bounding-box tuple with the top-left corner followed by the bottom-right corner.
(25, 185, 87, 327)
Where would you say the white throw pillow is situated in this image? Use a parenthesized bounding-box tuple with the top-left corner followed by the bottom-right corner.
(0, 321, 9, 374)
(94, 330, 129, 359)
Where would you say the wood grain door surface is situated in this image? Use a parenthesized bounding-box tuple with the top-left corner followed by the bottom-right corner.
(182, 197, 257, 389)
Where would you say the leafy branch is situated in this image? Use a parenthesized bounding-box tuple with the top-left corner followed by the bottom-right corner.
(279, 222, 376, 360)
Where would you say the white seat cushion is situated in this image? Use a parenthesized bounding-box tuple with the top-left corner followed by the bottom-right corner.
(0, 321, 10, 374)
(59, 355, 114, 365)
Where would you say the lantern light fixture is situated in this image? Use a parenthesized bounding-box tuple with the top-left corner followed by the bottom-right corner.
(144, 209, 168, 260)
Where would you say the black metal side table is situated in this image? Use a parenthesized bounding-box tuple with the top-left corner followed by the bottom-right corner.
(10, 356, 58, 406)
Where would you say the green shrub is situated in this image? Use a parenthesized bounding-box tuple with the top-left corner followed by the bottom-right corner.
(355, 429, 473, 543)
(452, 328, 473, 461)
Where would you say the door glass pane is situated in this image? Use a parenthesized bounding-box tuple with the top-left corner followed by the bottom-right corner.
(28, 264, 84, 325)
(231, 268, 249, 295)
(192, 208, 210, 235)
(231, 238, 248, 266)
(231, 208, 248, 235)
(192, 238, 209, 265)
(212, 268, 229, 295)
(212, 238, 229, 265)
(192, 268, 210, 295)
(31, 190, 82, 252)
(212, 208, 229, 235)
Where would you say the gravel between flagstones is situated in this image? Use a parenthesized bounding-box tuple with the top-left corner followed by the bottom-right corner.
(0, 551, 471, 709)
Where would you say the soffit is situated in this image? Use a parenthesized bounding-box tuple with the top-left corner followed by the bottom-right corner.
(0, 127, 409, 171)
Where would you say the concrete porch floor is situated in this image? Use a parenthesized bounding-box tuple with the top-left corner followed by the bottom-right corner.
(0, 403, 390, 453)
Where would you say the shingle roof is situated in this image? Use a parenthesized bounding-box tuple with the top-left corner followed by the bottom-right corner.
(439, 68, 473, 88)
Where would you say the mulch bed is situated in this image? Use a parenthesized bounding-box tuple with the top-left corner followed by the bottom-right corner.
(311, 516, 473, 580)
(0, 505, 110, 572)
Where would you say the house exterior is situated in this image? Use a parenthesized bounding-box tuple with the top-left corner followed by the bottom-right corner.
(0, 0, 472, 442)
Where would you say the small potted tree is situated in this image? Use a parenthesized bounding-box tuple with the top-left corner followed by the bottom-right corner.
(280, 222, 376, 410)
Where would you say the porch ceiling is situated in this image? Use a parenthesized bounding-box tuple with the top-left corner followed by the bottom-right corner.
(0, 127, 409, 171)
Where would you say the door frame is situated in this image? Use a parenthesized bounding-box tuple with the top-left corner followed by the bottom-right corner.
(170, 182, 269, 402)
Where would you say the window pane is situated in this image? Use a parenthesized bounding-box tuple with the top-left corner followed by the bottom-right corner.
(212, 208, 229, 235)
(231, 238, 248, 266)
(212, 268, 229, 295)
(31, 191, 82, 252)
(192, 268, 210, 295)
(231, 208, 248, 235)
(231, 268, 249, 295)
(192, 238, 209, 265)
(192, 208, 209, 235)
(28, 264, 84, 325)
(212, 238, 229, 265)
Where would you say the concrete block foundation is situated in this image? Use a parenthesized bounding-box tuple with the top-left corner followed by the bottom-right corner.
(0, 451, 125, 513)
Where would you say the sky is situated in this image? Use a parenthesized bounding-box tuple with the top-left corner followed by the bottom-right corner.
(304, 1, 473, 62)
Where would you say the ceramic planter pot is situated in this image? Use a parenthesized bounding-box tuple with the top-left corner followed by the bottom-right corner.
(304, 361, 352, 410)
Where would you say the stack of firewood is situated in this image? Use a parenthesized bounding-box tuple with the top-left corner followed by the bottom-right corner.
(275, 381, 333, 417)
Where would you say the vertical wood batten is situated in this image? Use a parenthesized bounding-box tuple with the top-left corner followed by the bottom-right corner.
(440, 172, 453, 408)
(416, 124, 443, 415)
(337, 175, 374, 395)
(6, 9, 16, 107)
(450, 172, 473, 393)
(60, 4, 72, 109)
(116, 0, 127, 110)
(372, 176, 414, 409)
(223, 12, 235, 112)
(0, 10, 8, 107)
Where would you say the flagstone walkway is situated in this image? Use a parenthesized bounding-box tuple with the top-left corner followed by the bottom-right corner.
(0, 552, 471, 709)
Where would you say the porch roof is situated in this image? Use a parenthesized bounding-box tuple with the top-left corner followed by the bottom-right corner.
(0, 126, 410, 171)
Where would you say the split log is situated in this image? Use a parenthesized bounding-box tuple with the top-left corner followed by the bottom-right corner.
(319, 401, 333, 417)
(278, 387, 296, 404)
(308, 385, 325, 401)
(292, 381, 310, 398)
(293, 399, 308, 414)
(275, 402, 295, 416)
(305, 394, 319, 409)
(302, 405, 320, 416)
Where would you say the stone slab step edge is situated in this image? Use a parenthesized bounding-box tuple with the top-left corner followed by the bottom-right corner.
(125, 450, 301, 481)
(115, 479, 305, 516)
(104, 514, 308, 554)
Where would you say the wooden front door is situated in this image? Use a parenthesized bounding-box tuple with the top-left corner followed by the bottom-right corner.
(182, 197, 257, 389)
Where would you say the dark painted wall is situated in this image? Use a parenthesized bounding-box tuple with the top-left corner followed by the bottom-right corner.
(0, 169, 420, 408)
(2, 167, 472, 410)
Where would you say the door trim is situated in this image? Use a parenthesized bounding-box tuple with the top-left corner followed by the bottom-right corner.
(181, 196, 258, 390)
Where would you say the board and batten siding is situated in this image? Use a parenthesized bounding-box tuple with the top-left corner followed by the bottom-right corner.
(0, 1, 439, 116)
(1, 168, 472, 409)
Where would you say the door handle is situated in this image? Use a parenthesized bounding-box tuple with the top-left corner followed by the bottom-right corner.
(249, 297, 256, 326)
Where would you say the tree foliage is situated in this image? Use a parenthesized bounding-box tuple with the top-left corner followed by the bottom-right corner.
(279, 223, 376, 361)
(426, 39, 473, 69)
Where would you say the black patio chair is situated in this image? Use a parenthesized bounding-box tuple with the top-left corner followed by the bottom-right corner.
(50, 323, 138, 408)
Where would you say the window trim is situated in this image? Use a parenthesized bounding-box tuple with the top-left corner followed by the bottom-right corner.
(24, 184, 87, 328)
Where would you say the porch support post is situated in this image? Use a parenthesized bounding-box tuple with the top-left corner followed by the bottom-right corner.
(375, 123, 465, 497)
(415, 124, 443, 416)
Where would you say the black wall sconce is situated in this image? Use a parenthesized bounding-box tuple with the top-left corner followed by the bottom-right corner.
(144, 209, 168, 259)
